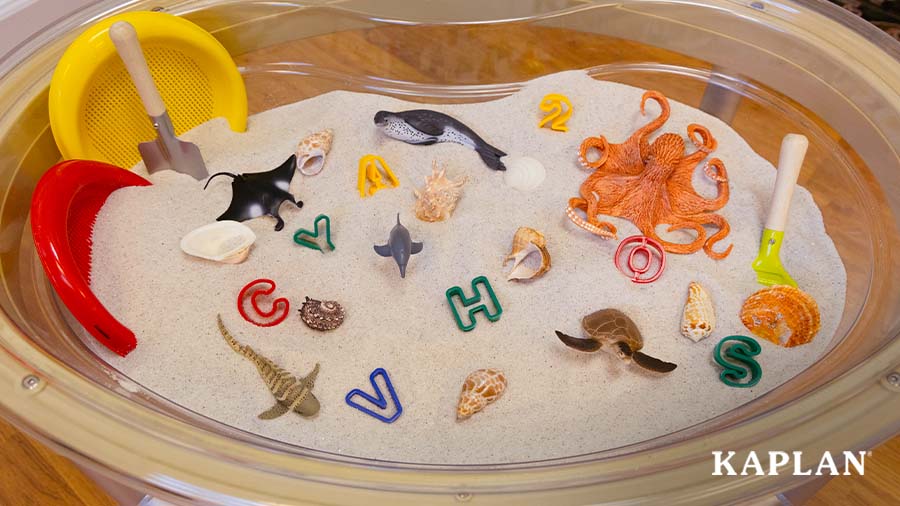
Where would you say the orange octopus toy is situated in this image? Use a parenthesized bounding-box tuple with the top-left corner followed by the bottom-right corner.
(566, 90, 732, 260)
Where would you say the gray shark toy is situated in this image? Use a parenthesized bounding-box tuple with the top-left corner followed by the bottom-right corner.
(374, 214, 423, 278)
(374, 109, 507, 171)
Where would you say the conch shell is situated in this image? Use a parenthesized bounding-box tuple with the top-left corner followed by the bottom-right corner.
(681, 281, 715, 342)
(295, 128, 334, 176)
(503, 227, 550, 281)
(414, 161, 468, 222)
(457, 368, 507, 421)
(740, 285, 821, 347)
(180, 221, 256, 264)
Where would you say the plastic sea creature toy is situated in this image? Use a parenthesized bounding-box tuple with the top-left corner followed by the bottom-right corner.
(216, 315, 320, 419)
(299, 297, 345, 331)
(537, 93, 572, 132)
(567, 90, 732, 259)
(503, 156, 546, 192)
(374, 109, 507, 170)
(345, 368, 403, 423)
(681, 281, 715, 342)
(237, 278, 290, 328)
(414, 161, 468, 222)
(180, 221, 256, 264)
(293, 214, 334, 252)
(614, 235, 666, 284)
(503, 227, 550, 282)
(446, 276, 502, 332)
(555, 308, 677, 373)
(374, 214, 423, 278)
(714, 335, 762, 388)
(457, 368, 507, 421)
(740, 285, 821, 348)
(204, 155, 303, 232)
(358, 154, 399, 197)
(295, 128, 333, 176)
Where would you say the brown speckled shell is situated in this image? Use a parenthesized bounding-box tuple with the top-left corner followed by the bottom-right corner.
(740, 285, 820, 347)
(299, 297, 345, 331)
(456, 368, 507, 420)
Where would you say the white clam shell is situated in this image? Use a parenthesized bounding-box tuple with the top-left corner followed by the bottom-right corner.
(503, 155, 546, 192)
(180, 221, 256, 264)
(296, 128, 334, 176)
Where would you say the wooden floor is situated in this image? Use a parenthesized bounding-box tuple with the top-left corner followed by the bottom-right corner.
(0, 415, 897, 505)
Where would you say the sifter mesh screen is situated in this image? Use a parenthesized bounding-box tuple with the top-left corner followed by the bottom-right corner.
(83, 46, 214, 168)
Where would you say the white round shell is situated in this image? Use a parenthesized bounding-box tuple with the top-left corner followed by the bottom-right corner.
(503, 156, 546, 192)
(180, 221, 256, 264)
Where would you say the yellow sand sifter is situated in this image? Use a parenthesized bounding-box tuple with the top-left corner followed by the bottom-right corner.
(48, 11, 247, 170)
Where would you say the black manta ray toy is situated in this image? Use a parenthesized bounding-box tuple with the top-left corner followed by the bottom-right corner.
(203, 155, 303, 231)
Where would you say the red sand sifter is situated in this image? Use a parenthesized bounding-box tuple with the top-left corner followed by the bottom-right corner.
(31, 160, 151, 356)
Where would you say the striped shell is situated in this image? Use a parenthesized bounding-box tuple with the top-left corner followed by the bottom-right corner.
(299, 297, 345, 331)
(740, 285, 820, 348)
(457, 369, 507, 421)
(680, 281, 715, 342)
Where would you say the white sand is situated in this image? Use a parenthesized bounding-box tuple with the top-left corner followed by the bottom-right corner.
(85, 71, 846, 464)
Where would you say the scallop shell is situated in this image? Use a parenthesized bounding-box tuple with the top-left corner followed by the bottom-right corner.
(295, 129, 334, 176)
(180, 221, 256, 264)
(740, 285, 821, 348)
(299, 297, 345, 331)
(502, 156, 546, 192)
(413, 161, 468, 222)
(680, 281, 715, 342)
(503, 227, 550, 281)
(456, 368, 507, 421)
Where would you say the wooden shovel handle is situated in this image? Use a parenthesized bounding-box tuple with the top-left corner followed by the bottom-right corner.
(765, 134, 809, 232)
(109, 21, 166, 117)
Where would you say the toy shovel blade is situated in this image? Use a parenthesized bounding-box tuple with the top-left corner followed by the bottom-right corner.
(111, 21, 208, 181)
(138, 112, 208, 180)
(752, 134, 807, 287)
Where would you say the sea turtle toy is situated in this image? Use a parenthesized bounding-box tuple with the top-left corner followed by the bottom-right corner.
(555, 308, 677, 373)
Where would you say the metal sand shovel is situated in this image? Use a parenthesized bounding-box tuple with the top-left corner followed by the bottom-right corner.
(751, 133, 809, 287)
(110, 21, 208, 180)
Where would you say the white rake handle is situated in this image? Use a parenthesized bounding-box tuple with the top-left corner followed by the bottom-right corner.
(765, 134, 809, 232)
(109, 21, 166, 117)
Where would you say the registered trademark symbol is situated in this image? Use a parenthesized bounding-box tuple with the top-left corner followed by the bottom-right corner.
(867, 451, 873, 457)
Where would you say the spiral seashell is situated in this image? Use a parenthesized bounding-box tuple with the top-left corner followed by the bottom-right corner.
(680, 281, 715, 342)
(299, 296, 345, 331)
(414, 161, 468, 222)
(295, 129, 334, 176)
(740, 285, 820, 348)
(503, 227, 550, 281)
(457, 368, 507, 421)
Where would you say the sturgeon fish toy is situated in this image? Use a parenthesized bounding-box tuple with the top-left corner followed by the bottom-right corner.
(374, 214, 423, 279)
(216, 315, 321, 419)
(374, 109, 508, 171)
